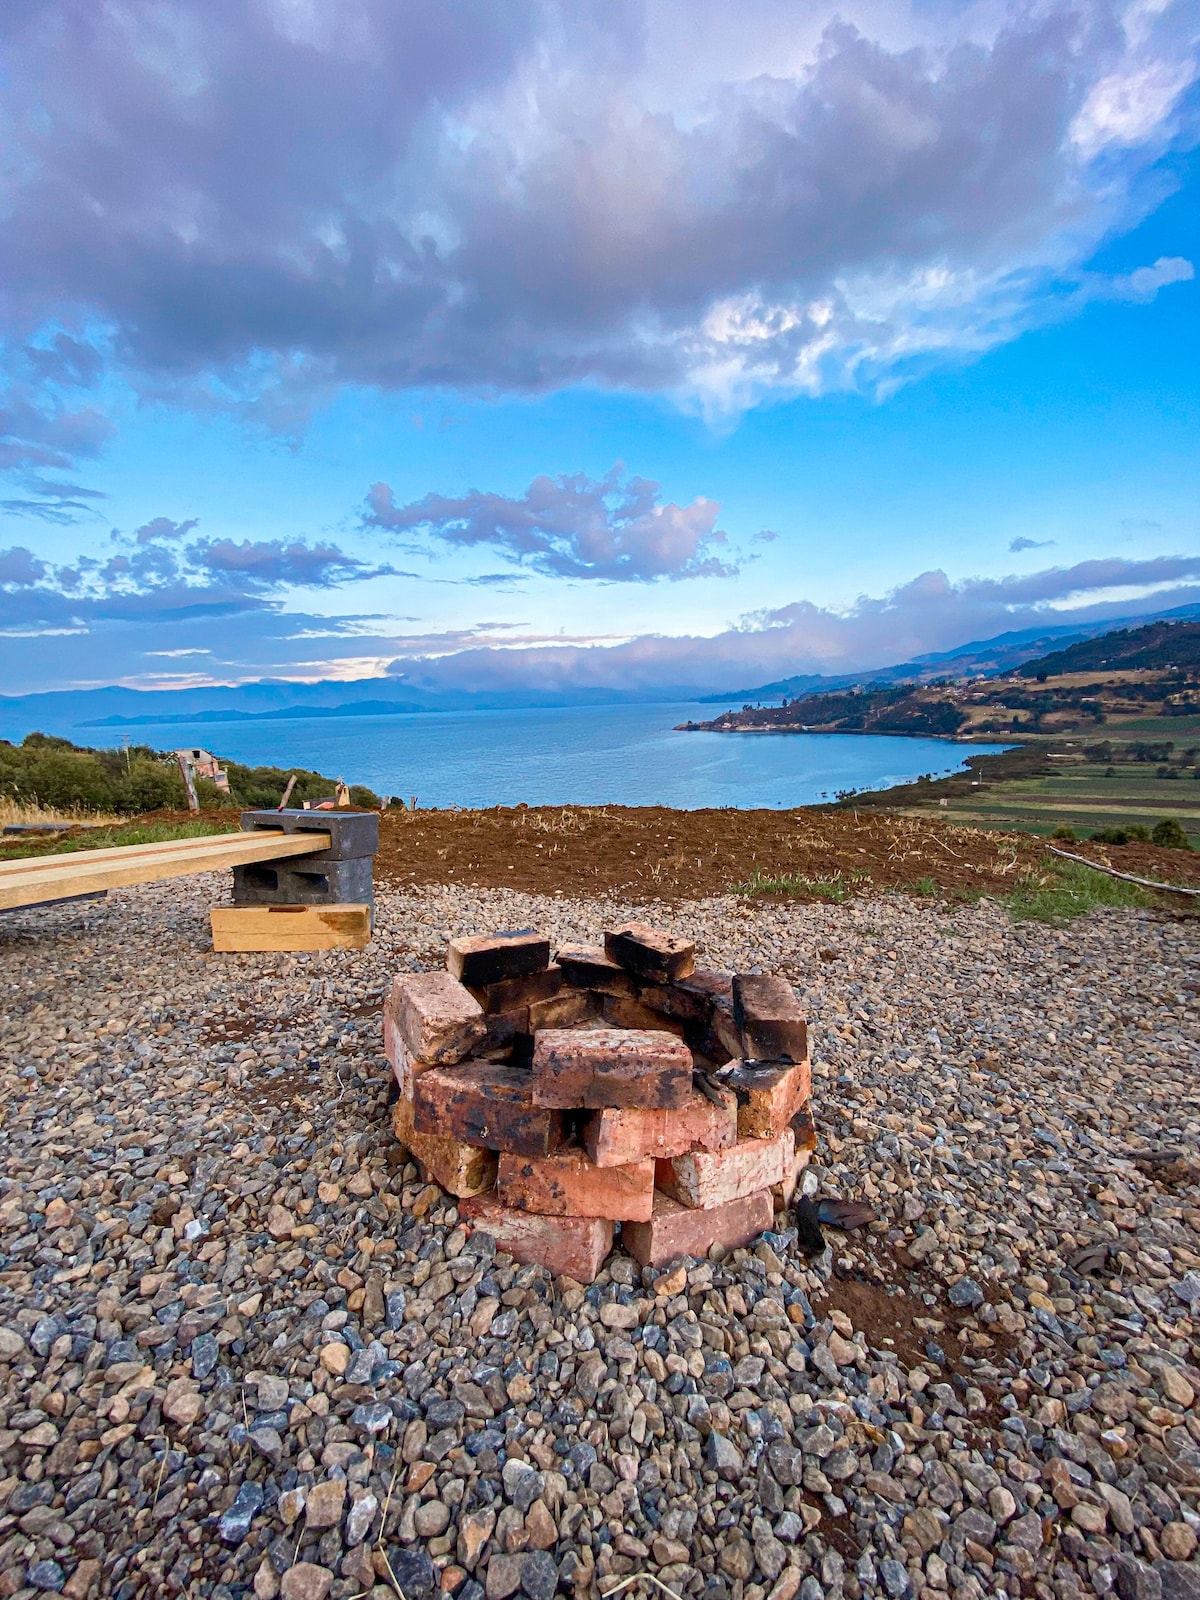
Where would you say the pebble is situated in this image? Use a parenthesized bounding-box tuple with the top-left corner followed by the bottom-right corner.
(0, 876, 1196, 1600)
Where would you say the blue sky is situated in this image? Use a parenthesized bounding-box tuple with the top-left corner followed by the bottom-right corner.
(1, 0, 1198, 699)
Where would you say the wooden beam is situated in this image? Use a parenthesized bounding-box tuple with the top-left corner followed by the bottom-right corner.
(0, 829, 332, 911)
(210, 903, 371, 952)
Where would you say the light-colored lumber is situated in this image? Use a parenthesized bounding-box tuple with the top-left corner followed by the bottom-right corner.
(0, 830, 331, 911)
(210, 903, 371, 952)
(1046, 845, 1200, 897)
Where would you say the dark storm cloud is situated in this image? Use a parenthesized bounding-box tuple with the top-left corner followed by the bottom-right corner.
(364, 468, 737, 580)
(0, 0, 1193, 423)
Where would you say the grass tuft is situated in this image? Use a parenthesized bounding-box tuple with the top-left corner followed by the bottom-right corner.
(736, 867, 862, 901)
(1008, 857, 1152, 923)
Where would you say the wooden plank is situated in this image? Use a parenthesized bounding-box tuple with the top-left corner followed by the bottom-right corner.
(0, 828, 328, 878)
(0, 830, 331, 911)
(211, 903, 371, 952)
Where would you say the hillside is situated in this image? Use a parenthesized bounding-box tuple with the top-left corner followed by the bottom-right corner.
(679, 684, 968, 737)
(1018, 618, 1200, 677)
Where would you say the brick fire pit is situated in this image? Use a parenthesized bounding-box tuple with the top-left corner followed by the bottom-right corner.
(383, 924, 815, 1283)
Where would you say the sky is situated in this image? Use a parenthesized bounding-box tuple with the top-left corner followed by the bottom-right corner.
(1, 0, 1198, 701)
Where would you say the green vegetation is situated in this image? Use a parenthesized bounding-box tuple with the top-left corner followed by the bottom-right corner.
(682, 684, 968, 738)
(1008, 857, 1153, 923)
(1151, 816, 1193, 849)
(0, 733, 380, 816)
(1018, 618, 1200, 677)
(736, 866, 864, 901)
(0, 817, 239, 860)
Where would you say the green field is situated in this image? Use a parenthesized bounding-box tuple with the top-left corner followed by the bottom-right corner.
(922, 760, 1200, 843)
(905, 703, 1199, 844)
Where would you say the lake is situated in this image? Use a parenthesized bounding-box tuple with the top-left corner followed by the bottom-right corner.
(109, 701, 1010, 809)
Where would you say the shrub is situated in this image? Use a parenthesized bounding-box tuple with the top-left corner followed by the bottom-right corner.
(1151, 817, 1193, 850)
(1051, 826, 1077, 842)
(1090, 825, 1150, 845)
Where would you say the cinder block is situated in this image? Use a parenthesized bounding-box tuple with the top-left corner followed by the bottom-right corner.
(657, 1129, 794, 1209)
(389, 971, 486, 1065)
(635, 968, 732, 1023)
(232, 855, 374, 913)
(460, 1196, 613, 1282)
(447, 930, 550, 987)
(623, 1189, 773, 1268)
(240, 807, 379, 863)
(414, 1062, 565, 1157)
(531, 1027, 693, 1112)
(467, 965, 563, 1014)
(528, 989, 596, 1031)
(732, 974, 808, 1064)
(392, 1098, 497, 1199)
(554, 943, 637, 996)
(583, 1086, 738, 1167)
(497, 1148, 655, 1222)
(600, 993, 686, 1038)
(604, 923, 696, 983)
(722, 1060, 812, 1140)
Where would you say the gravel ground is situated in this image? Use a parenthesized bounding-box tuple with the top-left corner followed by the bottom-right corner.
(1, 877, 1199, 1600)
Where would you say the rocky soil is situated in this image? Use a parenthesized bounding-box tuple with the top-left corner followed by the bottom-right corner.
(1, 878, 1198, 1600)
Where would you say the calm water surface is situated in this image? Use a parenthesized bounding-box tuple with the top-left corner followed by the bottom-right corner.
(115, 701, 1009, 809)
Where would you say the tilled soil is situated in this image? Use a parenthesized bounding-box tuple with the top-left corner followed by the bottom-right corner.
(372, 808, 1042, 902)
(0, 879, 1199, 1600)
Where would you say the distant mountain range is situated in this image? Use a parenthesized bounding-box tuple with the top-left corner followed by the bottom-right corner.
(4, 600, 1200, 742)
(699, 601, 1200, 703)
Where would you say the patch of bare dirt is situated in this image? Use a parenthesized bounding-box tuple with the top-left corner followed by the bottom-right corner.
(373, 805, 1040, 902)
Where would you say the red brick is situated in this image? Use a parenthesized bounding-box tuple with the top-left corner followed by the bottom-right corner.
(600, 993, 686, 1038)
(414, 1062, 564, 1157)
(528, 988, 595, 1030)
(460, 1196, 613, 1282)
(723, 1060, 812, 1140)
(623, 1189, 773, 1268)
(732, 974, 808, 1063)
(383, 1011, 438, 1098)
(467, 965, 563, 1014)
(635, 969, 731, 1023)
(791, 1102, 817, 1153)
(531, 1027, 692, 1111)
(447, 930, 550, 986)
(710, 998, 744, 1062)
(477, 1009, 529, 1058)
(392, 1098, 497, 1199)
(603, 923, 696, 983)
(583, 1087, 737, 1167)
(657, 1129, 794, 1208)
(389, 971, 485, 1065)
(497, 1148, 654, 1221)
(773, 1140, 814, 1209)
(554, 943, 636, 996)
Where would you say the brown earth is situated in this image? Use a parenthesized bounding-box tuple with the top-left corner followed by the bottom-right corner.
(372, 804, 1041, 901)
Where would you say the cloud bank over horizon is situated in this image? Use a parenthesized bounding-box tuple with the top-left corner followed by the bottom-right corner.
(3, 531, 1199, 699)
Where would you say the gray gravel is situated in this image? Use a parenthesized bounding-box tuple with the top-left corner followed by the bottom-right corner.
(1, 876, 1199, 1600)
